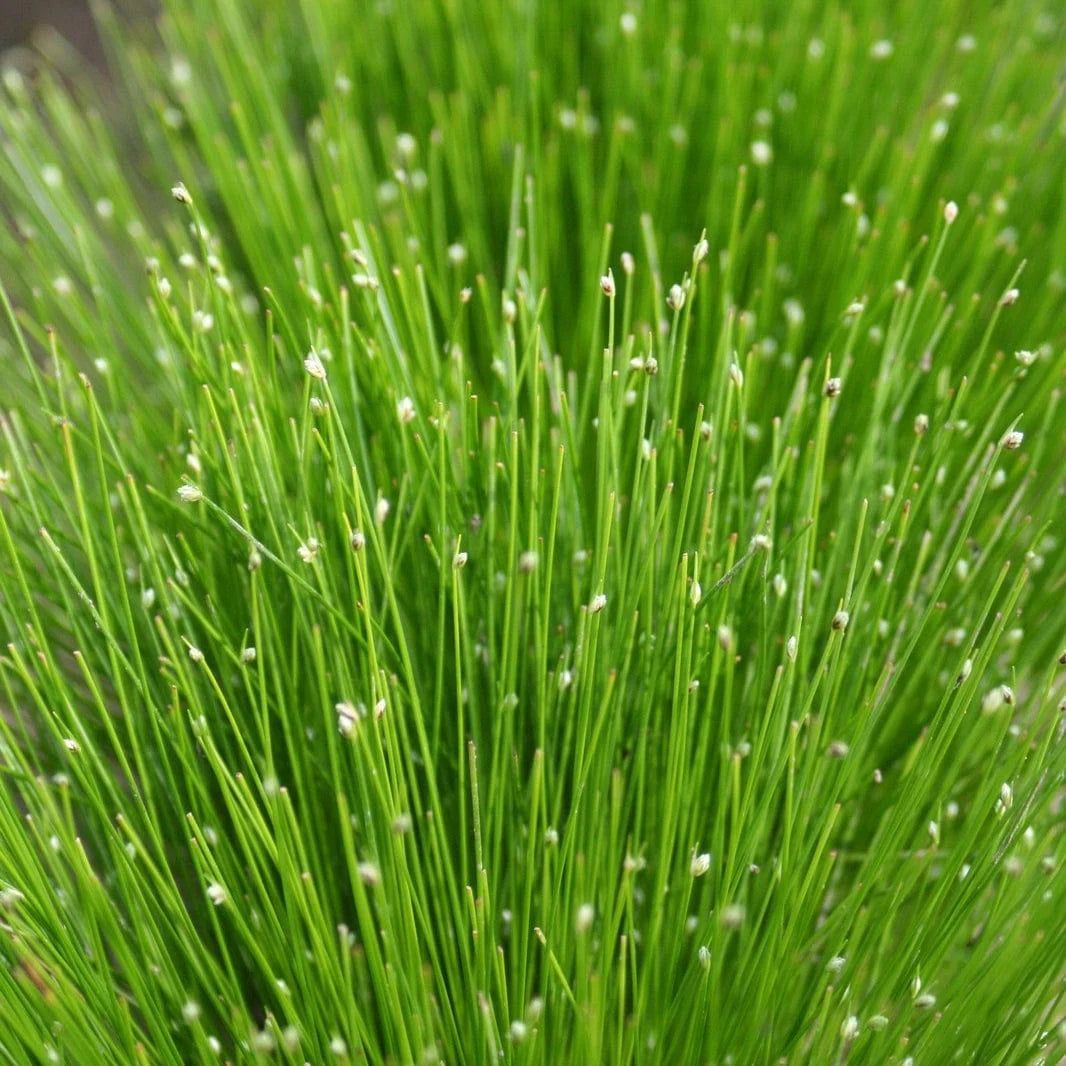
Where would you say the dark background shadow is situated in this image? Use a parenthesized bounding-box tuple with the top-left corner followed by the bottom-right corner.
(0, 0, 104, 64)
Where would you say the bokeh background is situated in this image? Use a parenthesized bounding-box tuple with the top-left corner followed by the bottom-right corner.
(1, 0, 103, 63)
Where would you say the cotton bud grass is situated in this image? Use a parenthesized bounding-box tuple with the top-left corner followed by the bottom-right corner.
(1, 1, 1064, 1064)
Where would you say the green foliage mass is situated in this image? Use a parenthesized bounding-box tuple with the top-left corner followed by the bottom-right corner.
(1, 1, 1065, 1062)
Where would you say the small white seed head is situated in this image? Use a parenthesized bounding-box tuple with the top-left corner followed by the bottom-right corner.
(358, 861, 382, 886)
(304, 352, 327, 380)
(575, 902, 595, 934)
(719, 903, 745, 930)
(750, 140, 773, 166)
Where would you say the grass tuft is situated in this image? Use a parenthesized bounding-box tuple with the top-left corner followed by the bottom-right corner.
(2, 1, 1066, 1063)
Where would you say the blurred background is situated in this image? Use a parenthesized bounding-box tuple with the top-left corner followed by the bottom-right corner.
(0, 0, 103, 64)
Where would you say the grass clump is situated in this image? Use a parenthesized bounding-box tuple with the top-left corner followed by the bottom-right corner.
(2, 1, 1066, 1062)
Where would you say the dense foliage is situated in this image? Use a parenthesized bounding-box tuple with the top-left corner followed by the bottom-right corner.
(1, 1, 1065, 1062)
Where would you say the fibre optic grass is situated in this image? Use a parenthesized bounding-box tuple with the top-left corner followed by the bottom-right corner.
(1, 1, 1066, 1063)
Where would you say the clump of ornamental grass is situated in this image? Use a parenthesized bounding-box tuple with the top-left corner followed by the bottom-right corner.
(1, 1, 1065, 1062)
